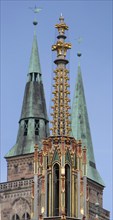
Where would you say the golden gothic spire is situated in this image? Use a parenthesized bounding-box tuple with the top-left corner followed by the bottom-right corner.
(51, 15, 72, 136)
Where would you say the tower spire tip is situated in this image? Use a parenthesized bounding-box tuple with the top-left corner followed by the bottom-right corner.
(76, 37, 83, 65)
(59, 13, 64, 22)
(29, 6, 42, 26)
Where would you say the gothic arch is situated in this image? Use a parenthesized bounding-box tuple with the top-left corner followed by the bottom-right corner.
(65, 149, 72, 165)
(53, 163, 60, 216)
(22, 212, 30, 219)
(12, 214, 20, 220)
(11, 197, 31, 219)
(52, 149, 60, 164)
(65, 163, 70, 216)
(12, 197, 31, 209)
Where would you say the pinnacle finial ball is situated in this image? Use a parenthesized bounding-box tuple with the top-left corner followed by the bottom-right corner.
(33, 20, 38, 25)
(77, 52, 82, 57)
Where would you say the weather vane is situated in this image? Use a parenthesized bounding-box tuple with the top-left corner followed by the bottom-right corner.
(29, 5, 42, 26)
(76, 37, 83, 58)
(29, 5, 42, 13)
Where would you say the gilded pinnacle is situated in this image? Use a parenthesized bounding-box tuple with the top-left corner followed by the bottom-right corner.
(51, 17, 71, 136)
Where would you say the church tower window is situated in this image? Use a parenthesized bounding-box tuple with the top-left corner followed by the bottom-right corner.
(14, 164, 18, 174)
(24, 120, 28, 136)
(22, 212, 30, 219)
(28, 162, 32, 171)
(45, 120, 47, 137)
(35, 119, 40, 135)
(47, 173, 49, 216)
(53, 163, 59, 216)
(65, 164, 70, 216)
(12, 214, 20, 220)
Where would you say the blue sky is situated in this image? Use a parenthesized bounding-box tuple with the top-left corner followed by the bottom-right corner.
(0, 0, 112, 218)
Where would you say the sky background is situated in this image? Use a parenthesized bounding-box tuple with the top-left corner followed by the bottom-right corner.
(0, 0, 112, 218)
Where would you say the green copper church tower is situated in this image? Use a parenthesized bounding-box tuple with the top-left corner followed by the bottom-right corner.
(71, 52, 105, 186)
(0, 12, 110, 220)
(5, 20, 49, 159)
(71, 53, 108, 219)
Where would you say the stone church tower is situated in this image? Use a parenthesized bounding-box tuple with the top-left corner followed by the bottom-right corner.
(0, 14, 110, 220)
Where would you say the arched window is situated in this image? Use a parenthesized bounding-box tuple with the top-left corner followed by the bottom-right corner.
(12, 214, 20, 220)
(14, 164, 18, 174)
(35, 119, 40, 135)
(28, 162, 32, 171)
(53, 163, 59, 216)
(65, 164, 70, 216)
(47, 172, 49, 216)
(22, 212, 30, 219)
(24, 120, 28, 136)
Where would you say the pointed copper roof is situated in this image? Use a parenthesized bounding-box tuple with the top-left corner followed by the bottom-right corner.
(71, 64, 105, 186)
(28, 33, 41, 74)
(5, 22, 49, 158)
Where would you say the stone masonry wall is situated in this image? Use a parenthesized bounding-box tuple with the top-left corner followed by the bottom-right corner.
(88, 179, 110, 219)
(6, 154, 34, 181)
(88, 179, 103, 207)
(0, 178, 33, 220)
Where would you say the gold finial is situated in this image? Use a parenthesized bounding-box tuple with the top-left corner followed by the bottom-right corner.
(55, 14, 69, 33)
(59, 13, 64, 22)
